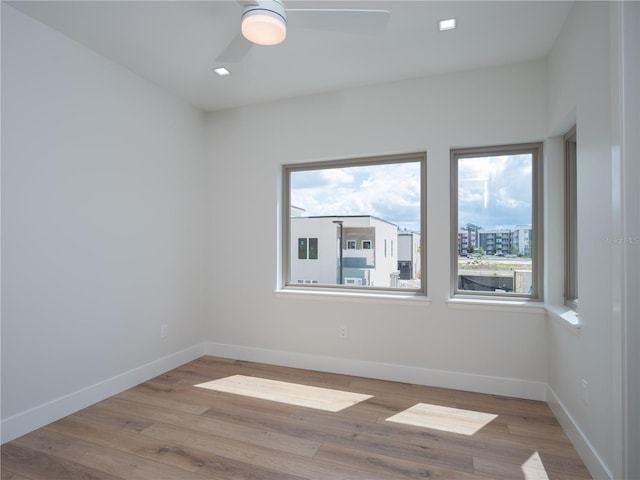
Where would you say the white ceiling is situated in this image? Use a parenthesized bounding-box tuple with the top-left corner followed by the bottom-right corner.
(8, 1, 573, 112)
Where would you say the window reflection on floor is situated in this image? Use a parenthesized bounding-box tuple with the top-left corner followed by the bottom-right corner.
(196, 375, 372, 412)
(385, 402, 498, 436)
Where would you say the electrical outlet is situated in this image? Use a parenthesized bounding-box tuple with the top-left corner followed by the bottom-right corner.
(581, 379, 589, 405)
(160, 324, 168, 338)
(339, 325, 348, 339)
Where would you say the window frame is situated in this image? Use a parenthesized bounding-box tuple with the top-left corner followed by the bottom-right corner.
(282, 152, 427, 295)
(450, 142, 544, 300)
(564, 126, 578, 310)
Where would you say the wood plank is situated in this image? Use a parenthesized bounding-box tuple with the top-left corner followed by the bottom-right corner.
(95, 396, 322, 457)
(1, 443, 122, 480)
(53, 440, 209, 480)
(139, 421, 396, 480)
(1, 469, 32, 480)
(315, 442, 485, 480)
(474, 455, 592, 480)
(116, 384, 211, 416)
(45, 418, 209, 473)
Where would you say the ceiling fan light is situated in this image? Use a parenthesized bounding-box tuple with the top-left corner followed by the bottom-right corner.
(241, 10, 286, 46)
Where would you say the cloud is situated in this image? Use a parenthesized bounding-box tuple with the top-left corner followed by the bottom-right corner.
(457, 154, 532, 228)
(290, 162, 422, 231)
(290, 153, 533, 234)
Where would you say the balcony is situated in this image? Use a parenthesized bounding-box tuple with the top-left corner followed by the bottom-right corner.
(343, 248, 375, 268)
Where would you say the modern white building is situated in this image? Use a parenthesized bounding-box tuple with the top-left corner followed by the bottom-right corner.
(290, 216, 400, 287)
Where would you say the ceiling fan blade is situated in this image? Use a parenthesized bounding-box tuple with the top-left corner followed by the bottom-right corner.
(216, 32, 253, 63)
(286, 9, 390, 35)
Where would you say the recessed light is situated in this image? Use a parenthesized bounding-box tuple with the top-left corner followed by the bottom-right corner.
(439, 18, 456, 31)
(213, 67, 231, 76)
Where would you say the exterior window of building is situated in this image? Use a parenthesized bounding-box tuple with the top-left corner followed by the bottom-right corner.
(309, 238, 318, 260)
(283, 152, 426, 293)
(298, 237, 319, 260)
(450, 143, 543, 299)
(564, 126, 578, 310)
(298, 238, 307, 259)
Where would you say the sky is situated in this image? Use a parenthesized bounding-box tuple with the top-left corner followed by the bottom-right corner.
(290, 155, 532, 233)
(290, 162, 422, 232)
(457, 154, 532, 230)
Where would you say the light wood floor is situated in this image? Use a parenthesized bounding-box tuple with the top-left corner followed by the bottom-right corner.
(1, 356, 592, 479)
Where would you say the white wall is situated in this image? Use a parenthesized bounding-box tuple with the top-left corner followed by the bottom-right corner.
(615, 4, 640, 478)
(206, 60, 549, 399)
(290, 217, 339, 284)
(1, 5, 208, 440)
(545, 2, 632, 478)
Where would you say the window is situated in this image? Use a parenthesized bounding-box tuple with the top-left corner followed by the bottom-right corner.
(564, 126, 578, 310)
(297, 237, 318, 260)
(451, 143, 543, 299)
(283, 152, 426, 293)
(309, 238, 318, 260)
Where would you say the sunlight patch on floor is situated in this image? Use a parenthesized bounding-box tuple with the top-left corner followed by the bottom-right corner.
(521, 451, 550, 480)
(195, 375, 373, 412)
(385, 402, 498, 435)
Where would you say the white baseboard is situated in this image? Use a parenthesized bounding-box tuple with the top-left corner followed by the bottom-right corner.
(546, 385, 612, 480)
(203, 342, 548, 401)
(1, 343, 206, 444)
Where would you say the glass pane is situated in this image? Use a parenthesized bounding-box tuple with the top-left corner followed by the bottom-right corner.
(298, 238, 307, 259)
(308, 238, 318, 260)
(289, 161, 421, 289)
(457, 154, 533, 294)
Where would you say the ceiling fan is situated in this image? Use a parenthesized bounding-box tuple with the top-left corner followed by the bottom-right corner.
(216, 0, 390, 63)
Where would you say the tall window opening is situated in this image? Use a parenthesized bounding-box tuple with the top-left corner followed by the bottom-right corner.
(564, 126, 578, 309)
(451, 143, 543, 299)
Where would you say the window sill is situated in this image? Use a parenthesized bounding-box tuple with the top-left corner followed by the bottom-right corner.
(447, 297, 546, 314)
(447, 298, 581, 332)
(274, 287, 432, 306)
(545, 304, 581, 334)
